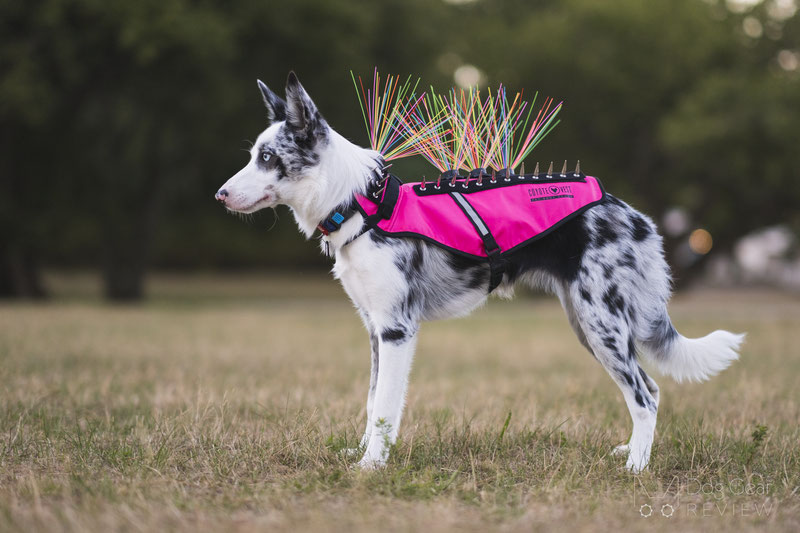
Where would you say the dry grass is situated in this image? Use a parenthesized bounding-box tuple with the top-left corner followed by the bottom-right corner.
(0, 273, 798, 532)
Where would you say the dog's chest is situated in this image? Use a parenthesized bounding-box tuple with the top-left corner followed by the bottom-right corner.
(332, 237, 407, 316)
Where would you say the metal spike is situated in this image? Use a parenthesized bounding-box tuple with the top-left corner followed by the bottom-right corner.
(420, 175, 426, 191)
(561, 160, 567, 176)
(491, 169, 496, 183)
(547, 161, 553, 177)
(574, 160, 581, 176)
(534, 162, 539, 175)
(521, 162, 525, 175)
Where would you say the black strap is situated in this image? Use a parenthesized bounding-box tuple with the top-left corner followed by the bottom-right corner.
(449, 192, 505, 293)
(317, 204, 360, 235)
(317, 170, 397, 236)
(361, 174, 402, 228)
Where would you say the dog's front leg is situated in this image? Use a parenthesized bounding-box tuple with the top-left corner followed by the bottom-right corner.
(358, 331, 379, 450)
(357, 326, 418, 469)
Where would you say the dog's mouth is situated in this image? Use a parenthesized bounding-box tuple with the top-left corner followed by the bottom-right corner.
(225, 193, 276, 214)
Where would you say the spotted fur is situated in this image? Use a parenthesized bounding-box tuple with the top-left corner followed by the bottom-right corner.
(217, 73, 745, 473)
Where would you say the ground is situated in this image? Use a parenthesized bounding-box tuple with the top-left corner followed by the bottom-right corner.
(0, 273, 798, 532)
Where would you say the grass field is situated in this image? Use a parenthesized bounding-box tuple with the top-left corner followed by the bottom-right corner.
(1, 273, 798, 532)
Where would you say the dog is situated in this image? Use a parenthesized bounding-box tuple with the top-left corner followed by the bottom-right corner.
(215, 72, 744, 472)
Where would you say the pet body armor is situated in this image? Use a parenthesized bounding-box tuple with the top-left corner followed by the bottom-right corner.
(352, 171, 606, 292)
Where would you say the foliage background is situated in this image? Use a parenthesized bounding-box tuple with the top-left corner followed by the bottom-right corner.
(1, 0, 798, 299)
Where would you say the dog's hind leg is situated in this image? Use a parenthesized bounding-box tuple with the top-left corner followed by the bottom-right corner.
(611, 363, 660, 457)
(556, 283, 594, 356)
(357, 322, 418, 469)
(567, 282, 658, 473)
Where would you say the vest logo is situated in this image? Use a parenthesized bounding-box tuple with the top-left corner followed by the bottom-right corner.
(528, 184, 574, 202)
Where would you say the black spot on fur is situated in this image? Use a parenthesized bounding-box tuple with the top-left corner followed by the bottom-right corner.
(623, 372, 634, 387)
(601, 263, 614, 278)
(445, 252, 488, 290)
(619, 250, 637, 270)
(630, 215, 651, 241)
(266, 124, 323, 178)
(593, 218, 618, 247)
(605, 195, 626, 208)
(402, 290, 419, 316)
(395, 241, 424, 277)
(369, 232, 391, 246)
(410, 243, 424, 272)
(602, 284, 626, 316)
(579, 288, 592, 303)
(370, 333, 379, 357)
(503, 214, 590, 283)
(274, 157, 287, 179)
(634, 390, 645, 408)
(602, 335, 618, 353)
(381, 328, 408, 343)
(627, 336, 637, 360)
(641, 314, 678, 359)
(468, 268, 487, 290)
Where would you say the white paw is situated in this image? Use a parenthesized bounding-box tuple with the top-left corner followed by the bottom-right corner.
(357, 455, 386, 470)
(611, 443, 630, 456)
(625, 456, 648, 474)
(342, 447, 362, 458)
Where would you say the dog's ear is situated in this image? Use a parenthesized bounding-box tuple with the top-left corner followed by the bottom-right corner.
(257, 80, 286, 123)
(285, 71, 324, 138)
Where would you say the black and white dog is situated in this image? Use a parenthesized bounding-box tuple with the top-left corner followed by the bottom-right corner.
(216, 73, 744, 472)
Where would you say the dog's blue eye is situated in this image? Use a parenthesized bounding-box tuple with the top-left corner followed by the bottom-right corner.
(261, 152, 271, 162)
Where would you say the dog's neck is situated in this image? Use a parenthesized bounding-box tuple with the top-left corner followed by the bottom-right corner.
(286, 128, 381, 254)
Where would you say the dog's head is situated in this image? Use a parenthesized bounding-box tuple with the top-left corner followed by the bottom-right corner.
(216, 72, 330, 214)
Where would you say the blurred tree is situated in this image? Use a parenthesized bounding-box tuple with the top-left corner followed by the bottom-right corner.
(455, 0, 799, 279)
(1, 0, 798, 297)
(1, 0, 237, 299)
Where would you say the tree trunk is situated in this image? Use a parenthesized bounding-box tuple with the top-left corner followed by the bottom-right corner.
(103, 243, 148, 301)
(0, 244, 47, 299)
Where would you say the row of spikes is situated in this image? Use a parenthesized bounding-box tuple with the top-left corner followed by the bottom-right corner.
(420, 160, 581, 189)
(351, 70, 562, 172)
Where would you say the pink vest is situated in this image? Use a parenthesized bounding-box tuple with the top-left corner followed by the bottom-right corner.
(356, 174, 605, 258)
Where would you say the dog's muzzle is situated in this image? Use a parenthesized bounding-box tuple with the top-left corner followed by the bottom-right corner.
(215, 189, 229, 205)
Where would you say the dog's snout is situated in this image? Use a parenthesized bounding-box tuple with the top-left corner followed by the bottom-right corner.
(215, 189, 229, 204)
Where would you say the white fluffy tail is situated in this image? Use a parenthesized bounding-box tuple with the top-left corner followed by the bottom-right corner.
(649, 330, 745, 383)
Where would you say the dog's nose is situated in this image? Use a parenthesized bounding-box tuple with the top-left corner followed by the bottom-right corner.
(215, 189, 228, 204)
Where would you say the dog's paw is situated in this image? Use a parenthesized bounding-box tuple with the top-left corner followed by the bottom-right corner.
(356, 455, 386, 470)
(611, 443, 630, 457)
(341, 447, 362, 458)
(625, 456, 648, 474)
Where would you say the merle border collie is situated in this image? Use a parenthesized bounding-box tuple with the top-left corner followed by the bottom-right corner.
(215, 72, 744, 472)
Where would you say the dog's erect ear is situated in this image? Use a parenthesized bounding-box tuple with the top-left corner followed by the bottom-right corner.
(285, 71, 324, 137)
(257, 80, 286, 123)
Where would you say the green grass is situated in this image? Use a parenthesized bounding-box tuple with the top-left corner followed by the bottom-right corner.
(0, 274, 798, 531)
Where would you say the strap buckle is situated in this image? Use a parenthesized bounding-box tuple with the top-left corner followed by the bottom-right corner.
(318, 212, 346, 236)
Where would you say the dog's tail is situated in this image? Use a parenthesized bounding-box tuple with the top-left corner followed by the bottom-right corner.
(637, 313, 744, 383)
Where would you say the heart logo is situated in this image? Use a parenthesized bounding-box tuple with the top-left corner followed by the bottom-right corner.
(550, 186, 559, 194)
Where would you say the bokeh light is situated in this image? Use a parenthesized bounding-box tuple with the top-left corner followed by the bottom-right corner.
(689, 228, 714, 255)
